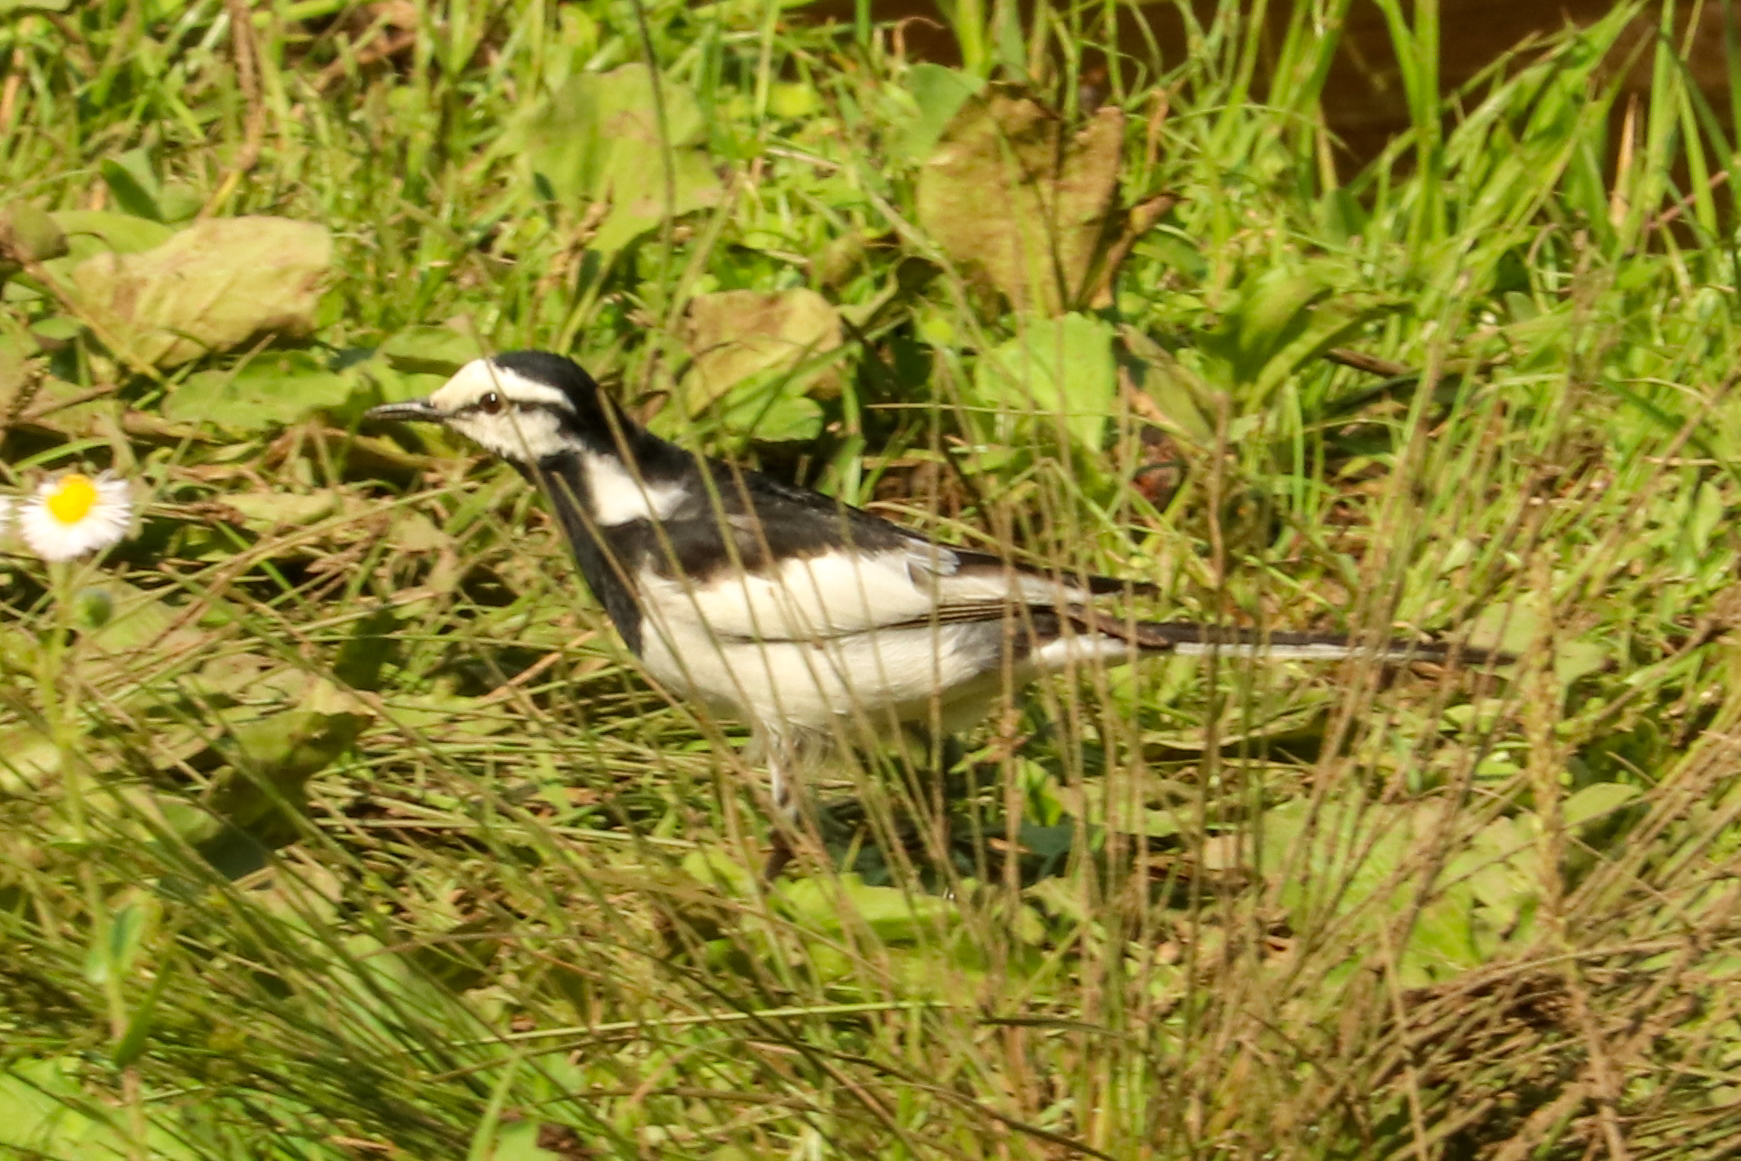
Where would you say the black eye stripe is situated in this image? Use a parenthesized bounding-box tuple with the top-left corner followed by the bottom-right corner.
(459, 397, 559, 417)
(463, 393, 508, 416)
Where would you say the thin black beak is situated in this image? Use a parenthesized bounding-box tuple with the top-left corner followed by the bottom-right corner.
(364, 398, 442, 424)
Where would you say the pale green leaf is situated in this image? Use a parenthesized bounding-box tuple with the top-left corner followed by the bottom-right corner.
(71, 217, 332, 368)
(503, 63, 721, 253)
(379, 325, 488, 376)
(900, 64, 984, 161)
(47, 209, 175, 263)
(165, 350, 356, 430)
(1563, 782, 1641, 831)
(973, 312, 1116, 452)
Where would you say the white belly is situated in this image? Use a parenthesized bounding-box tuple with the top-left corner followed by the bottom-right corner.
(637, 613, 1011, 736)
(637, 609, 1142, 742)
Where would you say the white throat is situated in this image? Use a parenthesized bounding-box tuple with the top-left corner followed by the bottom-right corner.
(448, 408, 571, 461)
(582, 452, 686, 526)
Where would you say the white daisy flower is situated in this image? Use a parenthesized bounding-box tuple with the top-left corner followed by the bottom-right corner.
(19, 471, 133, 562)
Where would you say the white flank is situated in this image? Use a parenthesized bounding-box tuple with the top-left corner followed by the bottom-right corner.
(641, 550, 922, 642)
(640, 545, 1094, 644)
(919, 547, 1097, 608)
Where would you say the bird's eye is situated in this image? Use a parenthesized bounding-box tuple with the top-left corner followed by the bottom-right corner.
(479, 392, 503, 415)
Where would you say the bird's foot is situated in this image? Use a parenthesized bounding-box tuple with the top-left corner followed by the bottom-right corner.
(761, 830, 796, 882)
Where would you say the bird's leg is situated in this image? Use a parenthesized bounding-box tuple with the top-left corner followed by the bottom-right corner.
(936, 732, 968, 869)
(898, 724, 966, 870)
(761, 741, 801, 881)
(937, 733, 968, 796)
(761, 829, 795, 882)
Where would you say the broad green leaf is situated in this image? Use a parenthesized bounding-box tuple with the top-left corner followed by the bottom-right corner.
(590, 149, 722, 254)
(99, 149, 162, 221)
(1457, 816, 1538, 914)
(1403, 885, 1484, 980)
(223, 489, 340, 530)
(1465, 593, 1603, 684)
(378, 325, 487, 376)
(972, 312, 1116, 452)
(200, 697, 370, 849)
(767, 81, 822, 120)
(331, 607, 399, 692)
(385, 509, 448, 553)
(71, 216, 332, 368)
(47, 209, 175, 262)
(185, 651, 276, 699)
(1261, 796, 1487, 983)
(1554, 639, 1608, 685)
(1465, 596, 1541, 658)
(388, 687, 513, 738)
(503, 62, 721, 253)
(916, 94, 1122, 314)
(1563, 782, 1641, 830)
(83, 898, 155, 985)
(682, 847, 758, 896)
(1235, 268, 1328, 368)
(408, 914, 507, 993)
(1121, 326, 1215, 443)
(165, 350, 356, 430)
(155, 182, 203, 224)
(480, 1117, 562, 1161)
(781, 874, 959, 944)
(1070, 780, 1182, 839)
(900, 64, 984, 161)
(714, 383, 824, 444)
(29, 316, 81, 343)
(1198, 261, 1390, 407)
(0, 1058, 201, 1160)
(363, 363, 450, 407)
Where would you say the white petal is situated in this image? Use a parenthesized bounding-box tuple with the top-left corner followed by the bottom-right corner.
(19, 473, 133, 562)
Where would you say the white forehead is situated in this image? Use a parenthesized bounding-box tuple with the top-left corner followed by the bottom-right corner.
(430, 359, 573, 413)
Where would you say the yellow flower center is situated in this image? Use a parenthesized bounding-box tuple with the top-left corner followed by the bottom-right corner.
(46, 474, 99, 526)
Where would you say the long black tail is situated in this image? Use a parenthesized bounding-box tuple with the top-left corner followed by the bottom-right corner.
(1070, 612, 1512, 667)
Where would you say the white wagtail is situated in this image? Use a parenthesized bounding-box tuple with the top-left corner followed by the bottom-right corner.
(366, 351, 1494, 876)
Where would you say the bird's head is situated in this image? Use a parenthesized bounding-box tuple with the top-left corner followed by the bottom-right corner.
(365, 350, 623, 464)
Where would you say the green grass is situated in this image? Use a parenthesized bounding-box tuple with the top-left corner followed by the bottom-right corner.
(3, 0, 1741, 1157)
